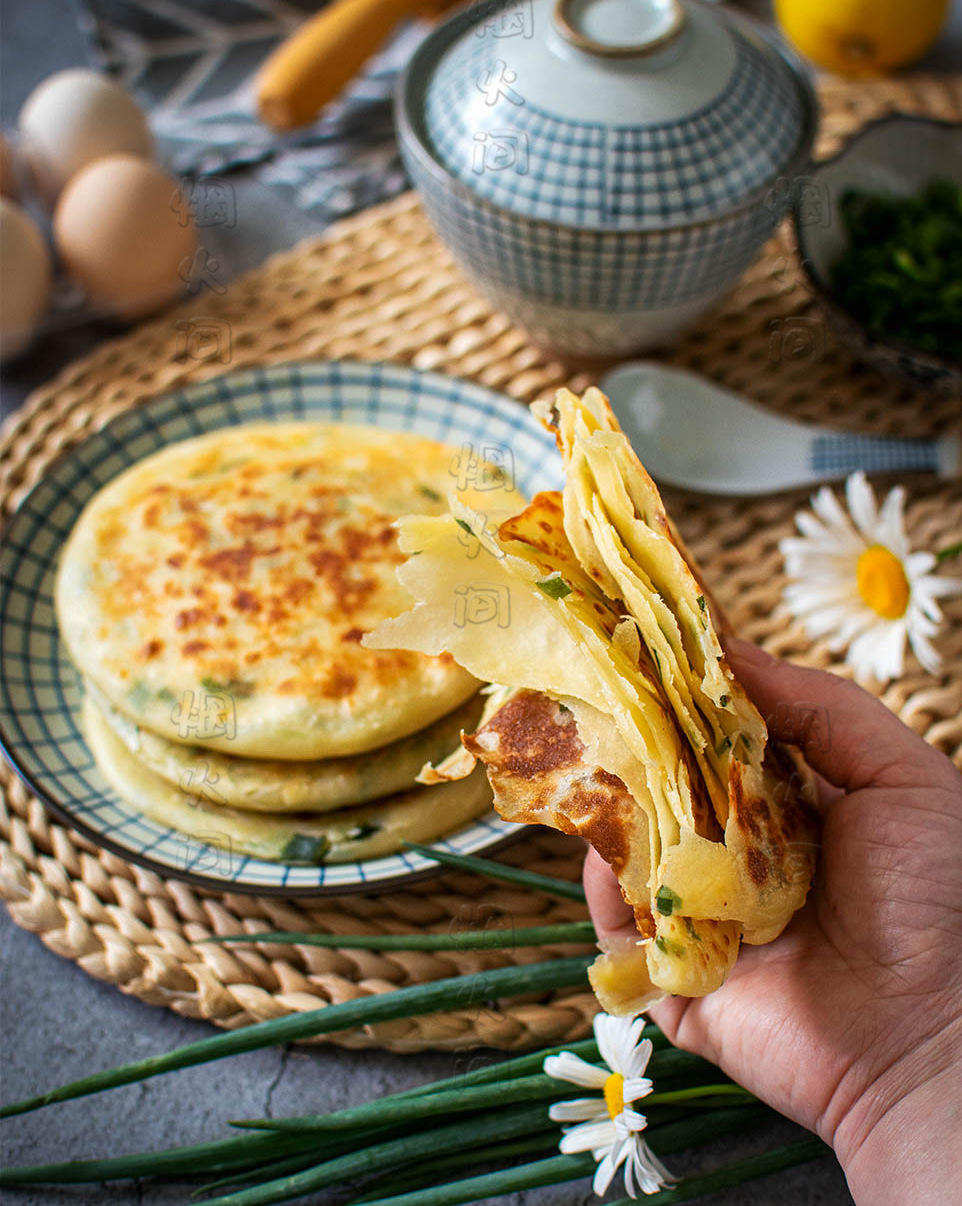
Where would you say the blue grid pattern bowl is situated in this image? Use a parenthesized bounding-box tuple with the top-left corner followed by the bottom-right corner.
(396, 0, 817, 356)
(0, 361, 563, 897)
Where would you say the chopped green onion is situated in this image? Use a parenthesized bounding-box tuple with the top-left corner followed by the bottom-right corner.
(536, 574, 572, 599)
(280, 834, 330, 864)
(655, 886, 682, 916)
(200, 676, 255, 698)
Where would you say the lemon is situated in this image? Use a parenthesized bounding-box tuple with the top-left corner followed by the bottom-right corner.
(774, 0, 949, 76)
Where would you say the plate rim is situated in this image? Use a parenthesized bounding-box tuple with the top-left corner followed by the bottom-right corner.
(0, 358, 556, 897)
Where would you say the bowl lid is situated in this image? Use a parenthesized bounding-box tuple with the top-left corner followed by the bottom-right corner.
(419, 0, 812, 230)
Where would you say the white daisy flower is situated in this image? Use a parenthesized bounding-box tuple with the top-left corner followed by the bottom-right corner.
(544, 1012, 674, 1198)
(780, 472, 962, 683)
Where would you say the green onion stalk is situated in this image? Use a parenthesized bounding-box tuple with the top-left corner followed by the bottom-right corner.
(0, 845, 832, 1203)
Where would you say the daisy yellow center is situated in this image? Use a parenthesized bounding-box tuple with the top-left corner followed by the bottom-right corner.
(856, 545, 910, 620)
(603, 1072, 625, 1120)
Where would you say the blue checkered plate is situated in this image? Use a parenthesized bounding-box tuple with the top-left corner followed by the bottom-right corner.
(0, 361, 563, 896)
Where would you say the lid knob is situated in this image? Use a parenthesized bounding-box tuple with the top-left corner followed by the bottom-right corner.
(554, 0, 686, 57)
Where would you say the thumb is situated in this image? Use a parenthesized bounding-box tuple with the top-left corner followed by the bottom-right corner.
(725, 637, 955, 793)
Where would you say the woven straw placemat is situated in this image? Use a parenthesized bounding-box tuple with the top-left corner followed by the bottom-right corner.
(2, 74, 960, 1052)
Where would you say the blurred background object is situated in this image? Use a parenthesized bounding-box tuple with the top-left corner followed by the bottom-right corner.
(81, 0, 426, 221)
(774, 0, 950, 76)
(396, 0, 817, 355)
(53, 153, 197, 318)
(256, 0, 459, 131)
(18, 67, 153, 202)
(793, 114, 962, 394)
(0, 196, 52, 360)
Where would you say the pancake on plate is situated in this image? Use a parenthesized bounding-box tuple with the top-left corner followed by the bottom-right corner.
(82, 696, 494, 864)
(56, 421, 505, 760)
(366, 387, 819, 1012)
(88, 682, 484, 814)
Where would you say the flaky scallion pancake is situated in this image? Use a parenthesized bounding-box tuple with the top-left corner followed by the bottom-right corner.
(367, 389, 818, 1013)
(56, 422, 523, 759)
(82, 696, 493, 864)
(465, 690, 742, 1006)
(89, 681, 484, 814)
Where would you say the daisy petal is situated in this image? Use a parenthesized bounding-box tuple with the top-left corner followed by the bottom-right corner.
(905, 551, 936, 577)
(908, 625, 942, 674)
(617, 1106, 649, 1134)
(622, 1075, 654, 1103)
(848, 622, 905, 682)
(549, 1098, 607, 1123)
(594, 1013, 642, 1076)
(845, 471, 879, 540)
(876, 483, 908, 554)
(592, 1136, 630, 1197)
(921, 574, 962, 598)
(812, 483, 862, 545)
(628, 1135, 676, 1195)
(559, 1118, 616, 1155)
(544, 1051, 608, 1089)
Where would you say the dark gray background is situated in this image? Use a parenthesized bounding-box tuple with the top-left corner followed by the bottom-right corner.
(2, 2, 960, 1203)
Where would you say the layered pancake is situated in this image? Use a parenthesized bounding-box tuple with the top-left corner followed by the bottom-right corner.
(90, 684, 484, 814)
(56, 422, 504, 760)
(82, 696, 494, 863)
(368, 387, 818, 1011)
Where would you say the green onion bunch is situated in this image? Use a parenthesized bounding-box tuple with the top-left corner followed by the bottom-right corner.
(0, 844, 830, 1203)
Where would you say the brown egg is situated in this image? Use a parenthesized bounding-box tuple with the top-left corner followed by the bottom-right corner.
(0, 197, 52, 360)
(0, 132, 19, 199)
(54, 154, 198, 319)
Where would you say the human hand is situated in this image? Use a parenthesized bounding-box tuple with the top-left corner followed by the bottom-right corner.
(584, 637, 962, 1205)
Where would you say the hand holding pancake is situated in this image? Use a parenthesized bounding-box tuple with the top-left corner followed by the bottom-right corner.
(369, 387, 820, 1006)
(585, 638, 962, 1206)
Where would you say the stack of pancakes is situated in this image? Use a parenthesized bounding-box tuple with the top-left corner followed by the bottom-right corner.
(55, 421, 507, 865)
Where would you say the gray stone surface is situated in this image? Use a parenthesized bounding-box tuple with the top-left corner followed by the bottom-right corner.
(3, 3, 960, 1203)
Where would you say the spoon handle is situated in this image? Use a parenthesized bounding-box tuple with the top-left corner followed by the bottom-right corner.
(809, 433, 960, 480)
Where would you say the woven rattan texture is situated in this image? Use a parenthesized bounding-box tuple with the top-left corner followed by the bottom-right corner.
(2, 75, 960, 1052)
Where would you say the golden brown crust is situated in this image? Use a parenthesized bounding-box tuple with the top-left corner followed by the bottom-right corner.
(57, 422, 481, 759)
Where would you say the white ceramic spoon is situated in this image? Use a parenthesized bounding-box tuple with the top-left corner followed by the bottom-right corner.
(599, 362, 961, 496)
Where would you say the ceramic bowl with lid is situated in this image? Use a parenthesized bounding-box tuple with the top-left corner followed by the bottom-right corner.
(397, 0, 817, 356)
